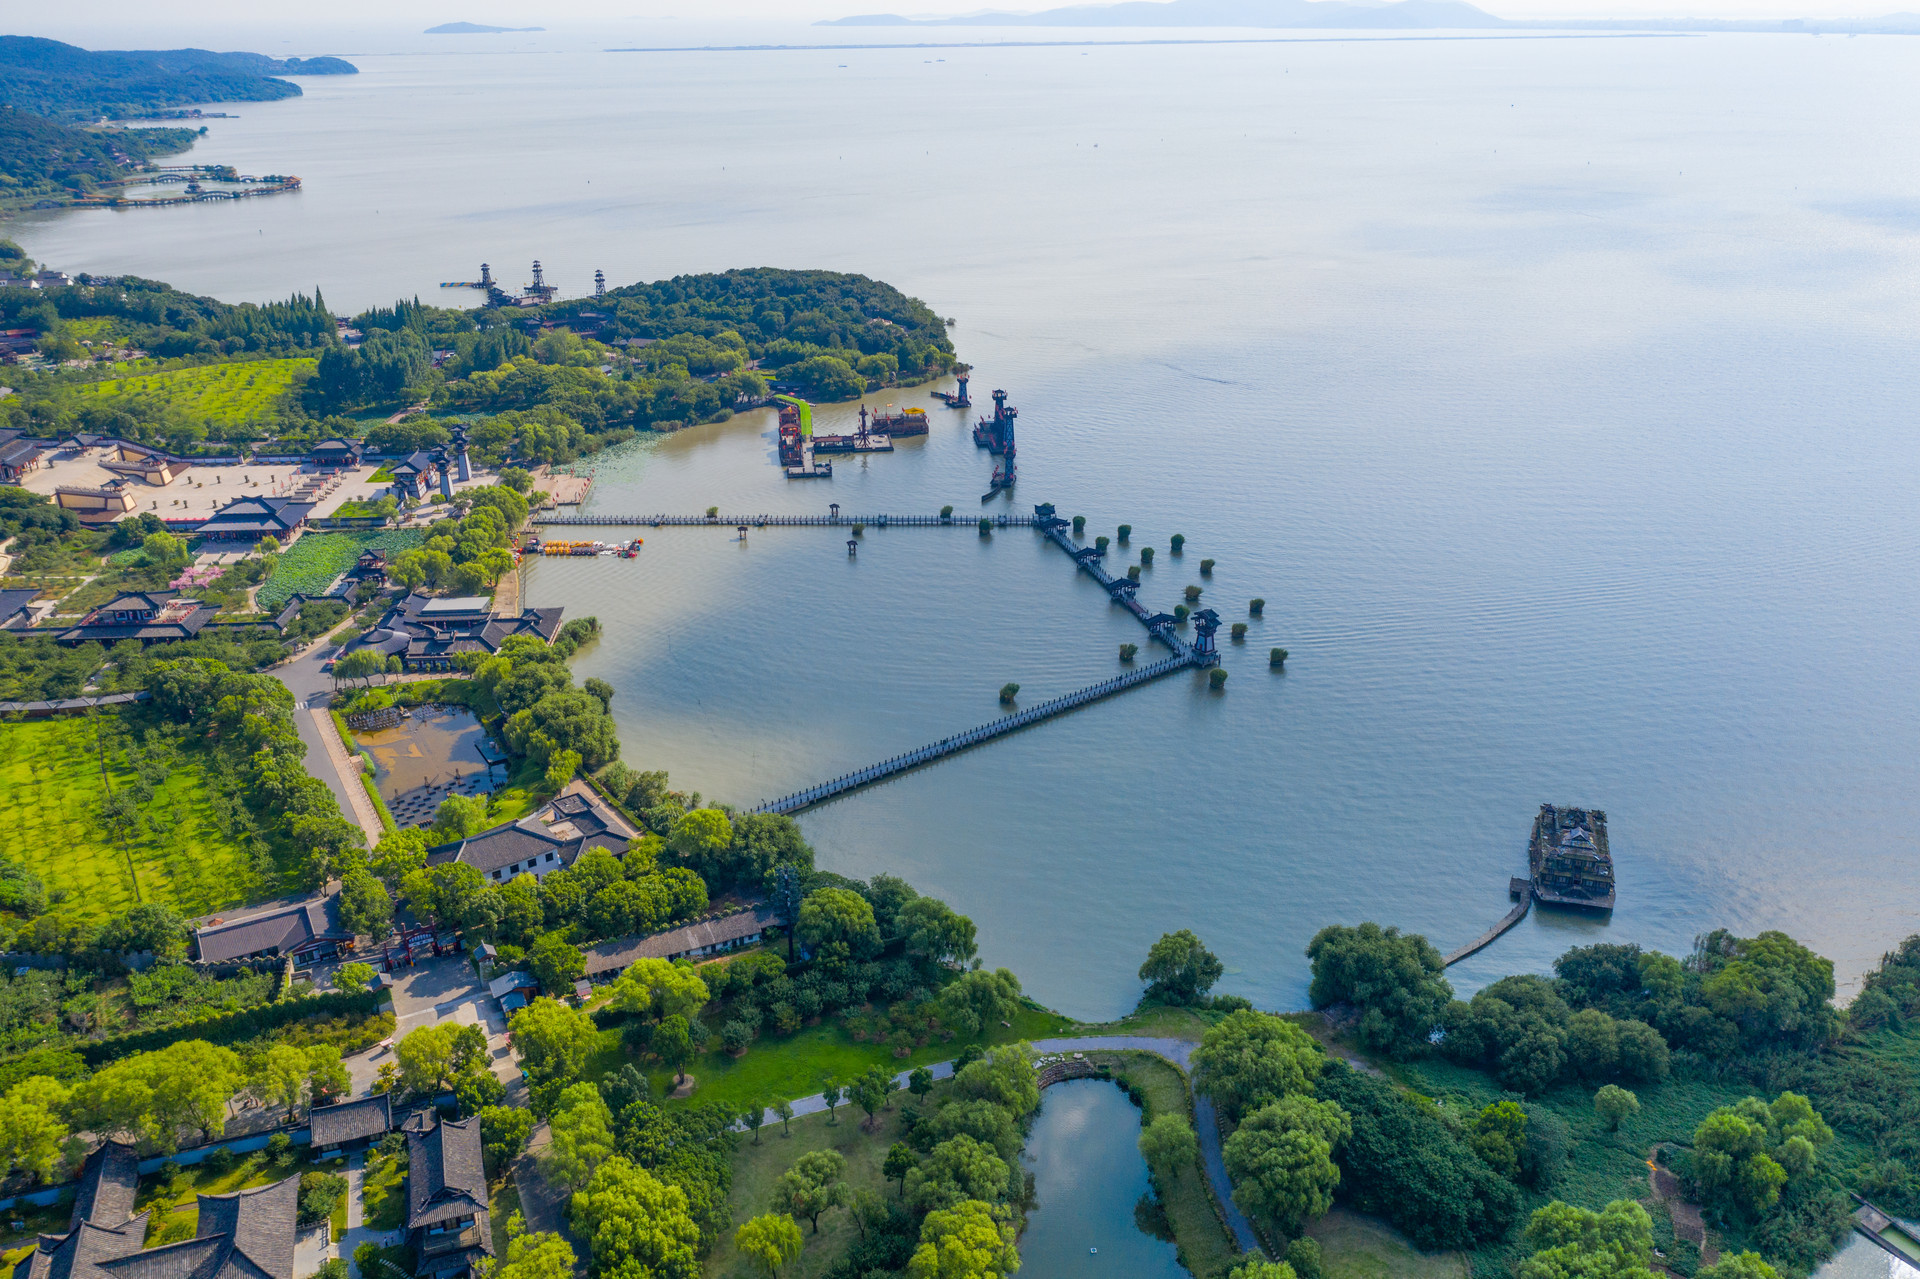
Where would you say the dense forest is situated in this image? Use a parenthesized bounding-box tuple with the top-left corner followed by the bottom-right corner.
(0, 265, 956, 459)
(0, 36, 355, 120)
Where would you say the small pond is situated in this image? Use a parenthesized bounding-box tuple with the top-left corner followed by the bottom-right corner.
(1019, 1078, 1186, 1279)
(352, 705, 504, 828)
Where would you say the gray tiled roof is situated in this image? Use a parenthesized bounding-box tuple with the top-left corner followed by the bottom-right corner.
(406, 1116, 489, 1232)
(69, 1142, 138, 1232)
(426, 823, 568, 876)
(308, 1094, 391, 1147)
(583, 905, 781, 978)
(194, 896, 346, 963)
(17, 1164, 300, 1279)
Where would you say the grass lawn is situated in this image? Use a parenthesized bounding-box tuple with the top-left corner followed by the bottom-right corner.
(0, 718, 285, 919)
(1307, 1207, 1468, 1279)
(597, 1003, 1077, 1114)
(134, 1146, 339, 1244)
(1075, 1003, 1223, 1041)
(72, 358, 317, 429)
(363, 1148, 408, 1232)
(705, 1090, 918, 1279)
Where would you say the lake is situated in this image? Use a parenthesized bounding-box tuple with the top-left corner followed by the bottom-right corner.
(10, 27, 1920, 1019)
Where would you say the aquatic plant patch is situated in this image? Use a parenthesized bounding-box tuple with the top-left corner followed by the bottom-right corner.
(257, 529, 423, 610)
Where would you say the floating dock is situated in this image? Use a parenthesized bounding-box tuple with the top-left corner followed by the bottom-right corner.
(1442, 880, 1534, 967)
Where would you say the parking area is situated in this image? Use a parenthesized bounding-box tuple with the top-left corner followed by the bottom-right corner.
(344, 953, 521, 1096)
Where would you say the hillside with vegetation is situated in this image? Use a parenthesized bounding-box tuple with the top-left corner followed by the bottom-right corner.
(0, 107, 198, 209)
(0, 36, 355, 120)
(0, 265, 955, 456)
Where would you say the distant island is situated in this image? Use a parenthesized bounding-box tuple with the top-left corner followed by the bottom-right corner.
(818, 0, 1920, 32)
(0, 35, 354, 213)
(425, 22, 547, 33)
(820, 0, 1498, 28)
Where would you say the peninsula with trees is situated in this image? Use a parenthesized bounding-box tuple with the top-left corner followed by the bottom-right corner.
(0, 35, 355, 211)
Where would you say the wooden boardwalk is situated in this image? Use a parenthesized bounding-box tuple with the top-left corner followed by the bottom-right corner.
(751, 653, 1199, 814)
(1441, 879, 1534, 966)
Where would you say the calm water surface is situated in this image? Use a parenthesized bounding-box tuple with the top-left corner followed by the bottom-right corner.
(1019, 1079, 1185, 1279)
(11, 31, 1920, 1018)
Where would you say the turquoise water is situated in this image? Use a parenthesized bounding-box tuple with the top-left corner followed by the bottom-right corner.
(1019, 1079, 1186, 1279)
(12, 31, 1920, 1018)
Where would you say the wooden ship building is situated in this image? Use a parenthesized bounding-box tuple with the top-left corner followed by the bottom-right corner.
(1528, 803, 1615, 910)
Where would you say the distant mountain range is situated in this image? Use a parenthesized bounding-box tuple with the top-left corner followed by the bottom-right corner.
(819, 0, 1920, 31)
(0, 35, 355, 121)
(425, 22, 547, 33)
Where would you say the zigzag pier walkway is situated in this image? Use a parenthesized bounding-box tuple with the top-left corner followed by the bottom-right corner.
(752, 653, 1195, 814)
(538, 502, 1227, 815)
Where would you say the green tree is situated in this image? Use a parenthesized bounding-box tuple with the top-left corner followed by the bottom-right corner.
(0, 1077, 70, 1183)
(797, 887, 882, 968)
(742, 1099, 767, 1145)
(394, 1023, 487, 1098)
(530, 934, 586, 993)
(1137, 929, 1225, 1005)
(937, 967, 1022, 1038)
(338, 868, 392, 939)
(1698, 1254, 1780, 1279)
(775, 1098, 795, 1137)
(1137, 1112, 1198, 1174)
(1594, 1085, 1640, 1132)
(884, 1142, 917, 1195)
(905, 1136, 1010, 1213)
(820, 1080, 842, 1124)
(69, 1040, 244, 1150)
(1469, 1101, 1528, 1179)
(909, 1066, 934, 1098)
(849, 1063, 897, 1130)
(953, 1044, 1039, 1118)
(543, 749, 581, 793)
(571, 1156, 701, 1279)
(485, 1217, 577, 1279)
(541, 1082, 615, 1190)
(652, 1014, 695, 1085)
(1222, 1096, 1351, 1234)
(906, 1199, 1020, 1279)
(432, 793, 492, 841)
(1192, 1008, 1326, 1123)
(772, 1149, 849, 1233)
(1284, 1238, 1324, 1279)
(899, 897, 978, 971)
(733, 1213, 803, 1276)
(1516, 1199, 1656, 1279)
(332, 961, 377, 995)
(1226, 1263, 1298, 1279)
(1306, 922, 1452, 1057)
(609, 957, 710, 1023)
(479, 1104, 536, 1178)
(667, 807, 733, 875)
(509, 998, 598, 1091)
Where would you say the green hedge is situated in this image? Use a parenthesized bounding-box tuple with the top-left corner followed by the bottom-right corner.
(77, 989, 385, 1064)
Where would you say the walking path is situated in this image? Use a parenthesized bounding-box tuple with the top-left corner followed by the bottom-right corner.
(736, 1034, 1265, 1258)
(311, 707, 385, 845)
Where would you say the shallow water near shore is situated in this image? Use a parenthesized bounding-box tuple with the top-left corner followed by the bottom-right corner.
(12, 30, 1920, 1019)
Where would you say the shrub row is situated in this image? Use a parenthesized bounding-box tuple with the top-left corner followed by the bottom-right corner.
(77, 988, 384, 1064)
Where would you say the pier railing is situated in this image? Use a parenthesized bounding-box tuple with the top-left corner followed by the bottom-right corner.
(531, 513, 1039, 528)
(751, 653, 1198, 815)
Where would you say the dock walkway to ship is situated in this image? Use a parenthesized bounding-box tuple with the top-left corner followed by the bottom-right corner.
(533, 511, 1039, 528)
(1442, 879, 1535, 967)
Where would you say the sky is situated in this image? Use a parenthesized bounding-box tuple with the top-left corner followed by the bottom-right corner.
(5, 0, 1912, 41)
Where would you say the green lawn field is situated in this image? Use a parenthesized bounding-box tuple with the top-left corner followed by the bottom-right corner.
(72, 357, 317, 428)
(0, 718, 282, 920)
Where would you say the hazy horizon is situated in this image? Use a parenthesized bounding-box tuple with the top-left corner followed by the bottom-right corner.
(4, 0, 1910, 52)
